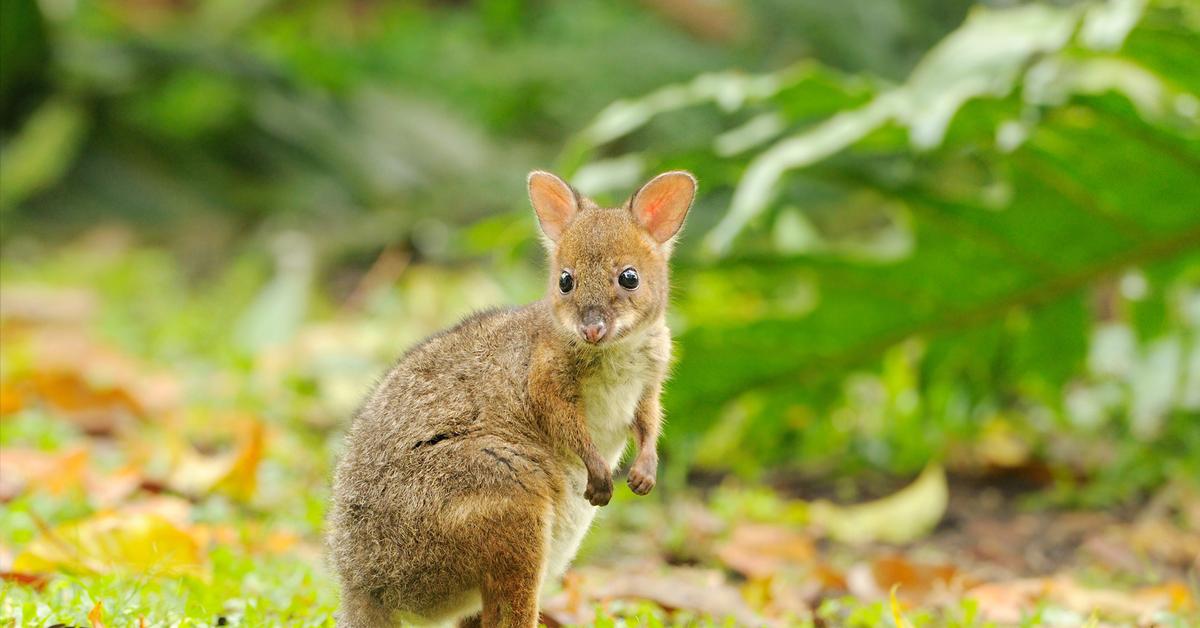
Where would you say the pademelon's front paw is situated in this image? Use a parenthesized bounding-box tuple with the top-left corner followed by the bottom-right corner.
(627, 456, 657, 496)
(584, 470, 613, 506)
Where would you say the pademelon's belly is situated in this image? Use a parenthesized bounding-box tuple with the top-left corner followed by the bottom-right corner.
(544, 353, 649, 579)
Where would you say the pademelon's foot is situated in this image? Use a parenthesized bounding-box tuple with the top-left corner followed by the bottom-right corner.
(584, 469, 613, 506)
(627, 456, 657, 496)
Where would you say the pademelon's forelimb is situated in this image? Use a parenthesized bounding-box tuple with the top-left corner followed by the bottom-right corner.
(529, 342, 613, 506)
(628, 382, 663, 496)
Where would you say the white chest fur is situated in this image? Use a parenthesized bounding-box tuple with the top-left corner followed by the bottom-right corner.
(544, 339, 655, 578)
(582, 344, 654, 465)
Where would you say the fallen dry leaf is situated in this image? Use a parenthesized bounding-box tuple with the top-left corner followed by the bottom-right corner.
(1134, 582, 1194, 614)
(809, 463, 948, 544)
(598, 569, 771, 626)
(964, 578, 1049, 624)
(1127, 516, 1200, 568)
(262, 530, 301, 555)
(716, 523, 816, 578)
(967, 576, 1195, 623)
(0, 571, 50, 590)
(3, 324, 181, 428)
(121, 495, 194, 527)
(25, 370, 143, 435)
(0, 446, 89, 501)
(86, 466, 144, 509)
(13, 512, 203, 576)
(190, 523, 241, 550)
(88, 600, 106, 628)
(0, 381, 23, 417)
(214, 419, 265, 501)
(543, 566, 774, 627)
(166, 419, 265, 501)
(0, 286, 96, 328)
(871, 555, 969, 604)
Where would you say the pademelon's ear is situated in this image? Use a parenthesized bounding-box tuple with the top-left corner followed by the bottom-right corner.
(528, 171, 580, 243)
(630, 171, 697, 243)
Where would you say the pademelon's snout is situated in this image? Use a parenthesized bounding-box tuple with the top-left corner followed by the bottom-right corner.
(578, 321, 607, 344)
(578, 307, 608, 344)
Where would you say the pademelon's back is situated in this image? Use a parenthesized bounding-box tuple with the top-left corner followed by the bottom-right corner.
(327, 303, 560, 621)
(334, 304, 549, 487)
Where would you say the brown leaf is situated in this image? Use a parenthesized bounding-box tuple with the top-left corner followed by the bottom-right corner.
(595, 567, 772, 626)
(716, 523, 816, 578)
(0, 382, 23, 417)
(967, 576, 1195, 623)
(0, 286, 96, 327)
(741, 574, 816, 621)
(6, 326, 181, 428)
(1127, 517, 1200, 567)
(0, 446, 89, 501)
(190, 523, 240, 549)
(871, 555, 968, 603)
(965, 578, 1047, 624)
(1135, 582, 1194, 614)
(214, 420, 265, 501)
(85, 466, 143, 509)
(27, 371, 143, 435)
(0, 571, 50, 590)
(88, 601, 106, 628)
(543, 566, 774, 627)
(262, 530, 301, 555)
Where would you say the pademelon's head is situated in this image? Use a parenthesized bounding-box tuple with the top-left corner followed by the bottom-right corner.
(527, 170, 696, 347)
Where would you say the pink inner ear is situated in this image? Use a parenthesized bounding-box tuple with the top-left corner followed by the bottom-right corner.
(642, 191, 671, 222)
(634, 174, 695, 242)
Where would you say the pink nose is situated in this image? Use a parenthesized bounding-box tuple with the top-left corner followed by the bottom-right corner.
(579, 322, 607, 343)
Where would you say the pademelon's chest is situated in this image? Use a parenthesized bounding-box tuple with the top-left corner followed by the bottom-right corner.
(544, 341, 656, 580)
(579, 344, 654, 466)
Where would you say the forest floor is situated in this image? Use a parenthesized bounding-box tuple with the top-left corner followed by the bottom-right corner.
(0, 247, 1197, 627)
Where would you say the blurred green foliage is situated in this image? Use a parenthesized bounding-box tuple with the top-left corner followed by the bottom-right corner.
(0, 0, 973, 246)
(561, 0, 1200, 494)
(2, 0, 1198, 505)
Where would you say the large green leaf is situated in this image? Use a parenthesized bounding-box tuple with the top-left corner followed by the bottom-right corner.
(569, 0, 1200, 471)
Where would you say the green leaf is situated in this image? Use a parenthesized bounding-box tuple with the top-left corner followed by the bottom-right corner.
(574, 0, 1200, 471)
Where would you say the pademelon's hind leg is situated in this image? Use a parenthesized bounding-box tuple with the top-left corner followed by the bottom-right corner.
(477, 502, 548, 628)
(337, 587, 393, 628)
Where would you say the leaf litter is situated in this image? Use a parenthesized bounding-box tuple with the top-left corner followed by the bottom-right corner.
(2, 279, 1198, 626)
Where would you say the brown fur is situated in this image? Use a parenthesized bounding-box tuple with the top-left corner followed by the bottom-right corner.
(327, 171, 696, 627)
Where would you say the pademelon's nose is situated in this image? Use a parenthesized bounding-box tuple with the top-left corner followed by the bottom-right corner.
(579, 321, 607, 344)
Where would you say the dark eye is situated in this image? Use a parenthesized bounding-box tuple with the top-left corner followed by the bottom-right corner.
(559, 270, 574, 294)
(618, 267, 639, 290)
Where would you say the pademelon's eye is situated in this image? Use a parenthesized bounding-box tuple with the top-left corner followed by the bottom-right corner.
(559, 270, 574, 294)
(618, 267, 639, 290)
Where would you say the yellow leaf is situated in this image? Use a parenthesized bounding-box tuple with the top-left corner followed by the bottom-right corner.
(809, 463, 948, 544)
(214, 420, 265, 501)
(889, 584, 909, 628)
(88, 601, 106, 628)
(0, 381, 23, 416)
(167, 419, 265, 501)
(13, 513, 203, 577)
